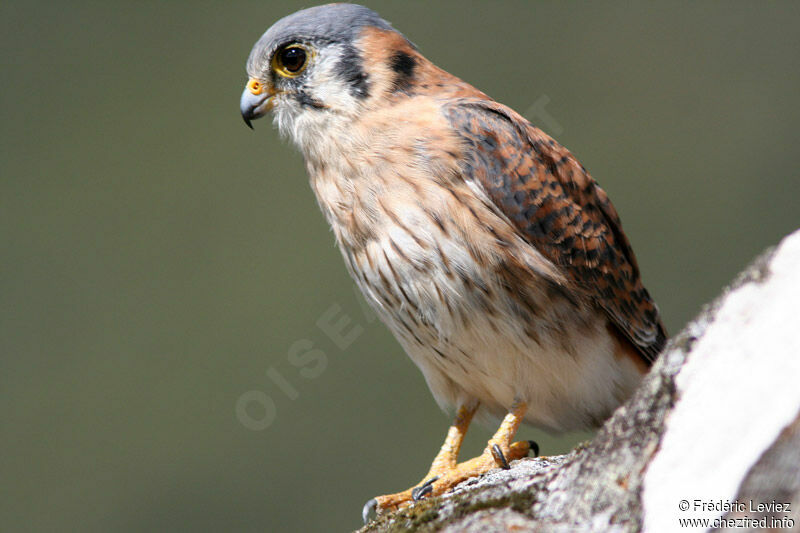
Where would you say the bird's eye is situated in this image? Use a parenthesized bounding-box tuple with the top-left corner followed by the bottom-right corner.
(273, 45, 309, 77)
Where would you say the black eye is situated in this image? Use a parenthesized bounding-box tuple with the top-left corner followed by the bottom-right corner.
(281, 47, 306, 71)
(274, 45, 308, 76)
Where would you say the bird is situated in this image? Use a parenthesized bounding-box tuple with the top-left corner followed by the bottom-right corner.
(240, 3, 666, 521)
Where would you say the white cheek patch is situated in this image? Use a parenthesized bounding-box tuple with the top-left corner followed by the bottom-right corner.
(273, 44, 365, 157)
(308, 45, 363, 112)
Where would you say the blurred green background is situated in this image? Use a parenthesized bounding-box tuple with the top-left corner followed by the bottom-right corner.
(2, 1, 799, 531)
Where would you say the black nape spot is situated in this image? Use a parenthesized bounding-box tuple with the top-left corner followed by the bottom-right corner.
(336, 45, 370, 99)
(389, 50, 416, 94)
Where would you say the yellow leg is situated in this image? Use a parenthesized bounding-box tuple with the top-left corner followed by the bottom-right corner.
(427, 402, 477, 474)
(487, 400, 529, 458)
(368, 401, 535, 517)
(371, 402, 478, 513)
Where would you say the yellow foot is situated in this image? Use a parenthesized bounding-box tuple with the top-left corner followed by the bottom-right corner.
(363, 439, 537, 520)
(362, 401, 537, 523)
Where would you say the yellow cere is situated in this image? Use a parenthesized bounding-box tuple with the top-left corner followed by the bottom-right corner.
(247, 79, 264, 95)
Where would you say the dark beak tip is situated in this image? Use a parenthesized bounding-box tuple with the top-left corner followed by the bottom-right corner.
(242, 114, 254, 130)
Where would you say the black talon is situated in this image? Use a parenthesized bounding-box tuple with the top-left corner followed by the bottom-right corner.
(362, 498, 377, 525)
(411, 476, 439, 501)
(411, 484, 431, 501)
(528, 440, 540, 457)
(491, 444, 510, 469)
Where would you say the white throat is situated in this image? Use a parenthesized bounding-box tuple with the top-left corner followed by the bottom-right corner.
(270, 43, 366, 164)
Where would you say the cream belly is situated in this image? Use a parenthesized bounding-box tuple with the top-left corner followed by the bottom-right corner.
(341, 227, 644, 434)
(399, 313, 644, 433)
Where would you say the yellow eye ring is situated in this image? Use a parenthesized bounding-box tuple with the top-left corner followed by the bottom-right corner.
(272, 44, 312, 78)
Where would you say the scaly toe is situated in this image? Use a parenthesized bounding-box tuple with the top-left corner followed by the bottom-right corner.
(362, 441, 539, 520)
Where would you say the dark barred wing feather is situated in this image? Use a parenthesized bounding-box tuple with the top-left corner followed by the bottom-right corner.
(443, 99, 666, 363)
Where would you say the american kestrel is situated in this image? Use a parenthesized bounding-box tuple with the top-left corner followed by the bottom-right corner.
(240, 3, 666, 520)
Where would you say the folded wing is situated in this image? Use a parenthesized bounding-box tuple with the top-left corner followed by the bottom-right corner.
(443, 99, 667, 363)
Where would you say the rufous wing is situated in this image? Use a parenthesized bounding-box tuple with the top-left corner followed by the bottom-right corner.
(443, 99, 666, 363)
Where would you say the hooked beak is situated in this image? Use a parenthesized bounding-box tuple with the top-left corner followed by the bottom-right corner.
(240, 78, 275, 129)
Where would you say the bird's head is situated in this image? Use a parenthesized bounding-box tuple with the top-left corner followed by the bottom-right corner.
(240, 4, 419, 148)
